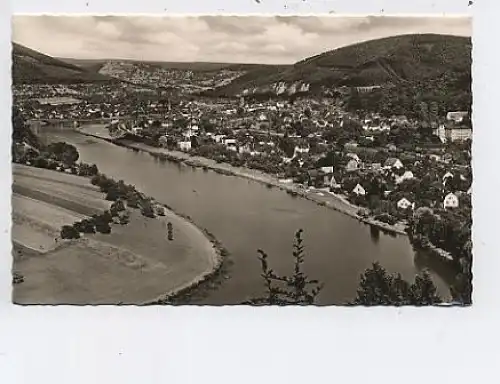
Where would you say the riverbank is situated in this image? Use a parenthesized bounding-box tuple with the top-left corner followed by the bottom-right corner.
(12, 164, 225, 304)
(75, 128, 408, 236)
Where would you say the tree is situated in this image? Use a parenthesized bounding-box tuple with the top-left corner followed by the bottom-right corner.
(12, 106, 40, 148)
(73, 219, 96, 234)
(353, 262, 442, 306)
(61, 225, 80, 240)
(110, 199, 126, 216)
(95, 220, 112, 234)
(245, 230, 324, 305)
(47, 142, 80, 165)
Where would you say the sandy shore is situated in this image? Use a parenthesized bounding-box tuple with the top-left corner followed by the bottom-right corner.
(12, 164, 223, 304)
(75, 128, 408, 236)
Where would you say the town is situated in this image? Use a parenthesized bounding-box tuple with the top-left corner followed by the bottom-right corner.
(14, 74, 472, 234)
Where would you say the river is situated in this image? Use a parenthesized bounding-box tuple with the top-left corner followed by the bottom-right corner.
(40, 125, 451, 304)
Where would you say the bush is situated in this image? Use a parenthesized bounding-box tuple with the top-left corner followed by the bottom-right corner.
(47, 142, 79, 165)
(61, 225, 80, 239)
(78, 163, 99, 177)
(46, 161, 58, 170)
(126, 191, 140, 208)
(110, 200, 126, 216)
(140, 200, 156, 218)
(374, 213, 398, 225)
(95, 220, 112, 234)
(91, 174, 104, 186)
(105, 186, 122, 201)
(33, 157, 49, 169)
(73, 219, 96, 234)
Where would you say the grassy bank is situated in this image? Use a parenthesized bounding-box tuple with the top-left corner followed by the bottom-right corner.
(12, 164, 227, 304)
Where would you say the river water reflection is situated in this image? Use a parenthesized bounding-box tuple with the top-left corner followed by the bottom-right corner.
(40, 126, 451, 304)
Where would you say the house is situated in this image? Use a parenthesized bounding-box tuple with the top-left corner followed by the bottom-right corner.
(346, 153, 361, 162)
(443, 192, 459, 209)
(239, 144, 252, 154)
(345, 159, 359, 172)
(131, 127, 143, 135)
(352, 183, 366, 196)
(223, 138, 237, 148)
(320, 166, 334, 174)
(396, 171, 414, 184)
(177, 141, 192, 152)
(386, 144, 398, 152)
(434, 122, 472, 143)
(329, 175, 341, 189)
(158, 136, 168, 147)
(446, 111, 469, 123)
(446, 125, 472, 142)
(442, 172, 454, 185)
(293, 145, 310, 158)
(397, 198, 414, 210)
(384, 158, 403, 170)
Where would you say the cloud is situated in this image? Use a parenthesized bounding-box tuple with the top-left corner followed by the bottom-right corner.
(11, 15, 471, 64)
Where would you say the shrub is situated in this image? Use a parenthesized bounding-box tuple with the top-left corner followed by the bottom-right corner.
(46, 161, 58, 170)
(95, 220, 112, 234)
(126, 191, 140, 208)
(61, 225, 80, 239)
(374, 213, 398, 225)
(33, 157, 49, 169)
(47, 142, 79, 165)
(110, 200, 126, 216)
(74, 219, 96, 234)
(91, 174, 104, 186)
(140, 200, 156, 218)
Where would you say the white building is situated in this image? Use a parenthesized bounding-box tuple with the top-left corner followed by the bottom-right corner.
(443, 193, 459, 209)
(293, 146, 310, 158)
(320, 166, 334, 174)
(352, 183, 366, 196)
(396, 171, 414, 184)
(384, 158, 404, 170)
(397, 198, 414, 210)
(446, 111, 469, 123)
(443, 172, 454, 181)
(177, 141, 192, 152)
(346, 153, 361, 162)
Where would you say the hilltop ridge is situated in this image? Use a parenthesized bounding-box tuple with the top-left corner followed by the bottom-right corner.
(211, 33, 471, 97)
(12, 42, 115, 84)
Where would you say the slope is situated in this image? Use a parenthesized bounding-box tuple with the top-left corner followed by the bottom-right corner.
(12, 43, 115, 84)
(212, 33, 471, 96)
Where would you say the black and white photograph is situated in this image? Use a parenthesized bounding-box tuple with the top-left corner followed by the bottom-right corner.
(10, 15, 472, 306)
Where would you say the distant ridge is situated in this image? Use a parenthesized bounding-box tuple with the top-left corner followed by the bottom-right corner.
(58, 57, 287, 73)
(211, 33, 471, 96)
(12, 42, 116, 84)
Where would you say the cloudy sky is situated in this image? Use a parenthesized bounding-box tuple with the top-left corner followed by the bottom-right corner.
(12, 16, 471, 64)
